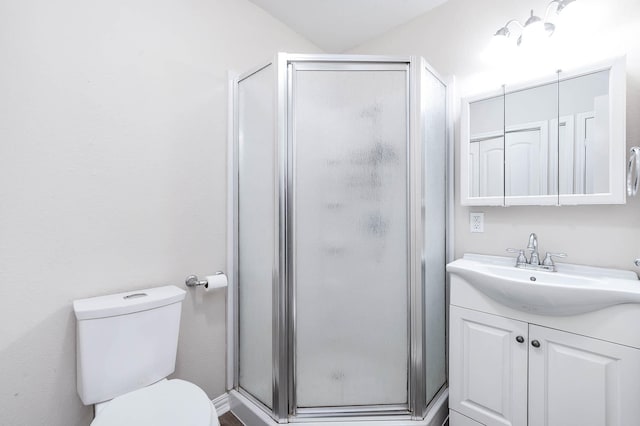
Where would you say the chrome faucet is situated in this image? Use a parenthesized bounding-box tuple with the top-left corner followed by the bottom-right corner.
(507, 233, 567, 272)
(527, 233, 540, 265)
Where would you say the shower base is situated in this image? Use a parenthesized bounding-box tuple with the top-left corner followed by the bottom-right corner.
(229, 388, 448, 426)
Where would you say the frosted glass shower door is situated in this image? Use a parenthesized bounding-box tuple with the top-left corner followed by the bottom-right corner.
(291, 63, 409, 410)
(237, 64, 274, 408)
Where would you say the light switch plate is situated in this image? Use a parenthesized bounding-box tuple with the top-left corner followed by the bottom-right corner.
(470, 212, 484, 233)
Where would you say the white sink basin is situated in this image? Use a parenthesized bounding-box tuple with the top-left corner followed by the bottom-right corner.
(447, 254, 640, 315)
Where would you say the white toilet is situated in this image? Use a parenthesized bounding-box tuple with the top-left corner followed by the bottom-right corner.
(73, 285, 220, 426)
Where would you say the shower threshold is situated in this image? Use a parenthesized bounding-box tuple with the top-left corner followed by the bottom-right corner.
(229, 388, 448, 426)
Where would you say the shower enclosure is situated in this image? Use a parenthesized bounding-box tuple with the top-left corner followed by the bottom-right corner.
(229, 54, 449, 425)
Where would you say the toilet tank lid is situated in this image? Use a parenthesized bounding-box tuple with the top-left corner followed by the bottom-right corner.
(74, 285, 186, 320)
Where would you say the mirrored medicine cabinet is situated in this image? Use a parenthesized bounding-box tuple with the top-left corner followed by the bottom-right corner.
(460, 57, 626, 206)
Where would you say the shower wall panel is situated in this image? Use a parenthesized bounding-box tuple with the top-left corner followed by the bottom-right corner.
(237, 64, 275, 408)
(422, 66, 448, 405)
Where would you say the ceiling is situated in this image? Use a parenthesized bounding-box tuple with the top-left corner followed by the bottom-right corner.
(248, 0, 450, 52)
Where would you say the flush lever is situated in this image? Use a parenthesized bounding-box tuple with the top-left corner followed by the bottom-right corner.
(123, 292, 148, 300)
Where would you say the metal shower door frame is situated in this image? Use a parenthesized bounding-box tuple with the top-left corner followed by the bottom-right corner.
(284, 55, 413, 419)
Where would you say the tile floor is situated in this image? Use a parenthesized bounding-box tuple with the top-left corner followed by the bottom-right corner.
(219, 411, 244, 426)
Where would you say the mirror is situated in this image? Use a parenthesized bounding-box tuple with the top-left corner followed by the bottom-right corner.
(460, 57, 626, 206)
(505, 80, 558, 205)
(559, 70, 611, 198)
(468, 93, 504, 203)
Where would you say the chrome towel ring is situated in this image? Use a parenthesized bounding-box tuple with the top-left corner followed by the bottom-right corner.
(627, 146, 640, 197)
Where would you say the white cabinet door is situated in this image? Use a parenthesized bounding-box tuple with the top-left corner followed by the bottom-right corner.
(450, 306, 528, 426)
(529, 325, 640, 426)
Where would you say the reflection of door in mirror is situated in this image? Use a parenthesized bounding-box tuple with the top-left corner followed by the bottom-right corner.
(469, 95, 504, 199)
(505, 122, 548, 197)
(560, 70, 610, 195)
(505, 82, 558, 203)
(549, 116, 576, 195)
(469, 132, 504, 197)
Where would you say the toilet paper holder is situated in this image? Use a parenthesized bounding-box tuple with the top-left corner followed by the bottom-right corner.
(185, 272, 224, 288)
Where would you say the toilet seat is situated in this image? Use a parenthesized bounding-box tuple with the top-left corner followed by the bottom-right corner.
(91, 379, 219, 426)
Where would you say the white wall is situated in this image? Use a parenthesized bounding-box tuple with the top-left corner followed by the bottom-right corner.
(0, 1, 319, 425)
(351, 0, 640, 270)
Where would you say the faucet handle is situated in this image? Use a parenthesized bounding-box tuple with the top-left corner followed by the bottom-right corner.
(542, 252, 567, 266)
(506, 248, 528, 265)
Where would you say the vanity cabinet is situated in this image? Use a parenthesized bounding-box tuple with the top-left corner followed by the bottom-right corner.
(450, 305, 640, 426)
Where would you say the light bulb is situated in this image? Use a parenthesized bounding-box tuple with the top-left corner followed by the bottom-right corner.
(557, 0, 577, 15)
(520, 9, 554, 49)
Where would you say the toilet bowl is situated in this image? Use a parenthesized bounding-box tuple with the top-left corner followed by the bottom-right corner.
(73, 286, 219, 426)
(91, 379, 219, 426)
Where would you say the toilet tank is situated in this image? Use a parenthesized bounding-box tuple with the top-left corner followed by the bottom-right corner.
(73, 285, 186, 405)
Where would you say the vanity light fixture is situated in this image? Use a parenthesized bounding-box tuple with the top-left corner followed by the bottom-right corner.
(493, 0, 577, 47)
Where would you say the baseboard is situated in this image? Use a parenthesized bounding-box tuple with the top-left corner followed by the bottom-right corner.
(229, 390, 274, 425)
(212, 392, 230, 416)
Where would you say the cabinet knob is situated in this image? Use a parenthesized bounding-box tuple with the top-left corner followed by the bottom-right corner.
(531, 339, 541, 348)
(516, 335, 525, 343)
